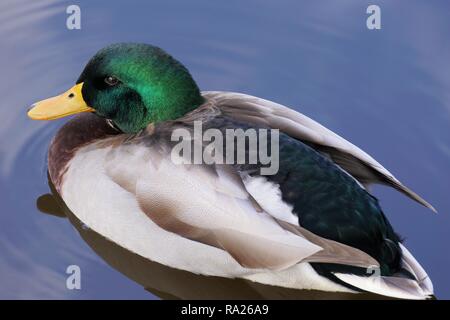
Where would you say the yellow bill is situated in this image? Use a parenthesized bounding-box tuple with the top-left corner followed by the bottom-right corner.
(27, 82, 94, 120)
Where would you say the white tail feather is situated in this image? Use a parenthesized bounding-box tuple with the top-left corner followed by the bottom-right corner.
(333, 273, 428, 300)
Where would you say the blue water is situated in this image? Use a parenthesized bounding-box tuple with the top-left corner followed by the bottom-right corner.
(0, 0, 449, 299)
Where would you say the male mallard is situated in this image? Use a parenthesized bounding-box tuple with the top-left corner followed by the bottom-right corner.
(28, 43, 434, 299)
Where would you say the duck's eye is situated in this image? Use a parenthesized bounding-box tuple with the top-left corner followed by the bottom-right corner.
(104, 76, 119, 86)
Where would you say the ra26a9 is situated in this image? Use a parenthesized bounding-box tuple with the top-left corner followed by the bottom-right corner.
(225, 304, 269, 315)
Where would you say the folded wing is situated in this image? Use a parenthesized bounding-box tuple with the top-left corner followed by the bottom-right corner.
(204, 91, 435, 212)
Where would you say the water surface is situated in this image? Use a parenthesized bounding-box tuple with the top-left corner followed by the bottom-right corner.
(0, 0, 449, 299)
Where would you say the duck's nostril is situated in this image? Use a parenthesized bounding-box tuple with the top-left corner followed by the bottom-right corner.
(68, 93, 75, 98)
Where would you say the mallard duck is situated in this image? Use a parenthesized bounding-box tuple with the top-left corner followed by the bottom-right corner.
(28, 43, 434, 299)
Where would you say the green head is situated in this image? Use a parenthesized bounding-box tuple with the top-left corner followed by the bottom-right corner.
(29, 43, 204, 133)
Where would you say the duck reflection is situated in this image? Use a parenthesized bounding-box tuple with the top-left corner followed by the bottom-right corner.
(35, 176, 387, 300)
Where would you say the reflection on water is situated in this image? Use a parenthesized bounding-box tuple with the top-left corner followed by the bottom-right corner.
(0, 0, 449, 298)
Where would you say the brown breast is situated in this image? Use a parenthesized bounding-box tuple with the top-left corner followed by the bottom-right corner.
(48, 113, 120, 192)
